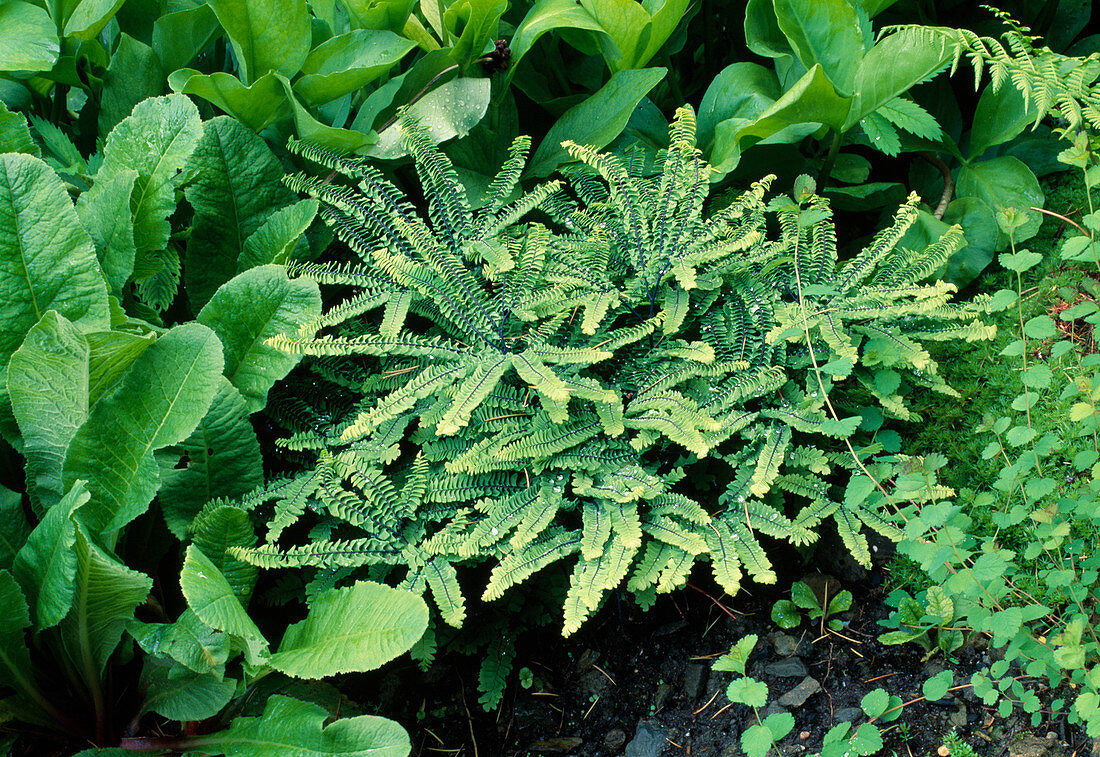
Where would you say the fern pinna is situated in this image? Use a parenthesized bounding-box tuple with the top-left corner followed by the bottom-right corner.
(228, 108, 990, 646)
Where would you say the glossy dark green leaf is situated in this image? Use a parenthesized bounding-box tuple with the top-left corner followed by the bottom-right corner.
(773, 0, 863, 94)
(153, 4, 220, 72)
(168, 70, 290, 132)
(527, 67, 665, 177)
(207, 0, 311, 84)
(98, 35, 164, 136)
(158, 379, 263, 539)
(968, 83, 1034, 160)
(957, 156, 1044, 242)
(183, 117, 297, 309)
(294, 30, 416, 106)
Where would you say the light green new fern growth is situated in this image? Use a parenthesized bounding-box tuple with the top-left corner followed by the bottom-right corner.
(224, 109, 991, 655)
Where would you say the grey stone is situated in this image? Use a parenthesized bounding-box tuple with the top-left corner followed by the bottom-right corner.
(604, 729, 628, 752)
(948, 701, 967, 729)
(778, 676, 821, 708)
(835, 707, 863, 723)
(771, 633, 799, 657)
(765, 657, 808, 678)
(625, 720, 667, 757)
(1008, 735, 1053, 757)
(580, 669, 612, 697)
(682, 663, 709, 700)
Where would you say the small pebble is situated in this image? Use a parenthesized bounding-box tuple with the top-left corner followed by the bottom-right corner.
(799, 731, 810, 740)
(938, 747, 951, 757)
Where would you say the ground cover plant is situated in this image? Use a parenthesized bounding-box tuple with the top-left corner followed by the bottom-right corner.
(3, 1, 1100, 756)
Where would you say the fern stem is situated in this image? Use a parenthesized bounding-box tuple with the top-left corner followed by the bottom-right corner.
(916, 151, 954, 219)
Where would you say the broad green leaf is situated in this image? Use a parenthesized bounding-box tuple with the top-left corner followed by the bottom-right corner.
(183, 117, 297, 309)
(11, 482, 88, 629)
(98, 35, 164, 137)
(0, 570, 34, 699)
(189, 504, 258, 603)
(294, 30, 416, 106)
(0, 486, 29, 571)
(726, 676, 768, 707)
(139, 657, 236, 720)
(0, 102, 38, 156)
(861, 688, 889, 718)
(698, 62, 780, 148)
(168, 70, 290, 132)
(128, 609, 230, 675)
(922, 670, 953, 701)
(773, 0, 863, 94)
(153, 4, 220, 72)
(509, 0, 605, 71)
(59, 0, 127, 39)
(75, 167, 139, 293)
(744, 0, 794, 62)
(770, 598, 801, 628)
(194, 695, 411, 757)
(969, 83, 1033, 161)
(97, 95, 202, 268)
(268, 580, 427, 678)
(181, 544, 266, 650)
(940, 197, 998, 287)
(8, 313, 89, 512)
(238, 199, 318, 270)
(197, 264, 321, 412)
(527, 67, 666, 177)
(443, 0, 509, 72)
(576, 0, 649, 70)
(279, 75, 377, 154)
(0, 154, 109, 381)
(368, 77, 490, 160)
(57, 527, 152, 677)
(85, 330, 156, 406)
(159, 379, 263, 539)
(0, 3, 58, 72)
(63, 323, 224, 534)
(340, 0, 415, 32)
(207, 0, 311, 84)
(734, 64, 851, 152)
(848, 28, 951, 129)
(957, 157, 1044, 243)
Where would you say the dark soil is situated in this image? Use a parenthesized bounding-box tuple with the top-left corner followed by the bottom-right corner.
(381, 566, 1091, 757)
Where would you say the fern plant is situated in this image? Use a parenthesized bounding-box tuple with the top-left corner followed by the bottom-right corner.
(226, 108, 992, 651)
(887, 6, 1100, 132)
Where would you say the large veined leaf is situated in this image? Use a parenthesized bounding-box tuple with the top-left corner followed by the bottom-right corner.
(0, 3, 58, 72)
(0, 102, 38, 155)
(773, 0, 863, 95)
(85, 330, 156, 406)
(509, 0, 606, 71)
(188, 504, 258, 603)
(11, 482, 88, 630)
(207, 0, 311, 84)
(57, 0, 128, 39)
(0, 154, 109, 379)
(168, 70, 290, 133)
(847, 28, 951, 129)
(367, 76, 492, 160)
(153, 3, 221, 72)
(238, 199, 318, 270)
(293, 30, 416, 106)
(63, 323, 224, 534)
(75, 167, 138, 293)
(139, 657, 236, 721)
(0, 570, 34, 700)
(0, 486, 29, 571)
(268, 580, 427, 678)
(56, 526, 152, 677)
(957, 156, 1045, 242)
(8, 313, 90, 512)
(197, 265, 321, 412)
(128, 609, 230, 675)
(527, 67, 666, 177)
(159, 378, 263, 539)
(184, 117, 297, 309)
(96, 95, 202, 273)
(180, 545, 266, 649)
(193, 695, 411, 757)
(98, 35, 165, 137)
